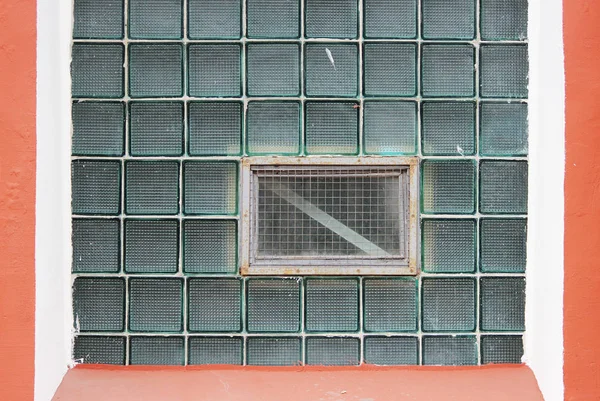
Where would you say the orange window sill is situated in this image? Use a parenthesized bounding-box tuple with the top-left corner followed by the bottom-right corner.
(52, 364, 543, 401)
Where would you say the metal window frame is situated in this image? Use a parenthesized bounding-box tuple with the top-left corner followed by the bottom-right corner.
(240, 156, 419, 275)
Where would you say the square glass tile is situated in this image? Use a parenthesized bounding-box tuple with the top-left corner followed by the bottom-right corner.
(480, 102, 528, 156)
(72, 160, 121, 215)
(422, 0, 475, 39)
(305, 0, 357, 39)
(306, 337, 360, 366)
(480, 160, 528, 214)
(480, 219, 527, 273)
(129, 44, 183, 98)
(480, 277, 525, 331)
(183, 161, 238, 215)
(247, 279, 301, 333)
(422, 45, 475, 97)
(73, 0, 124, 39)
(129, 0, 182, 39)
(247, 337, 301, 366)
(305, 102, 358, 155)
(73, 278, 125, 332)
(129, 102, 184, 156)
(188, 0, 241, 39)
(421, 102, 476, 156)
(363, 278, 417, 332)
(364, 336, 419, 365)
(247, 0, 299, 38)
(421, 160, 476, 214)
(129, 278, 183, 332)
(72, 218, 120, 273)
(183, 220, 237, 274)
(188, 278, 241, 332)
(305, 278, 359, 332)
(422, 278, 476, 332)
(72, 102, 124, 156)
(188, 102, 242, 156)
(422, 219, 476, 273)
(130, 336, 184, 365)
(364, 0, 417, 39)
(480, 44, 528, 98)
(481, 0, 528, 40)
(125, 161, 179, 215)
(364, 43, 416, 96)
(72, 44, 124, 98)
(247, 44, 300, 96)
(74, 336, 126, 365)
(246, 101, 300, 155)
(481, 335, 523, 364)
(188, 44, 241, 97)
(188, 337, 243, 365)
(422, 336, 477, 366)
(363, 101, 417, 155)
(124, 219, 179, 274)
(305, 44, 358, 97)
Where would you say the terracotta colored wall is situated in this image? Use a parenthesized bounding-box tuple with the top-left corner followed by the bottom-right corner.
(564, 1, 600, 400)
(0, 0, 37, 400)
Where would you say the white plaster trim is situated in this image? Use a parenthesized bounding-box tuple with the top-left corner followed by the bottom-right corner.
(526, 0, 565, 400)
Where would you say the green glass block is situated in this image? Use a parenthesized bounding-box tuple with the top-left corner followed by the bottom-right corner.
(421, 160, 476, 214)
(129, 336, 184, 365)
(73, 0, 124, 39)
(72, 44, 124, 98)
(188, 44, 241, 97)
(422, 219, 476, 273)
(364, 278, 417, 332)
(72, 102, 125, 156)
(183, 161, 238, 215)
(305, 102, 358, 155)
(73, 336, 125, 365)
(129, 0, 182, 39)
(422, 278, 476, 332)
(480, 160, 528, 214)
(125, 161, 179, 215)
(481, 0, 528, 40)
(480, 102, 528, 156)
(247, 0, 299, 38)
(364, 0, 417, 39)
(305, 278, 358, 332)
(247, 44, 300, 96)
(480, 277, 525, 331)
(305, 44, 357, 97)
(421, 102, 476, 156)
(306, 337, 360, 366)
(422, 44, 475, 98)
(188, 0, 241, 39)
(480, 44, 528, 98)
(183, 220, 237, 274)
(247, 279, 301, 333)
(72, 219, 120, 273)
(129, 278, 183, 332)
(364, 336, 419, 365)
(364, 43, 416, 96)
(363, 101, 417, 155)
(188, 278, 241, 332)
(247, 337, 301, 366)
(188, 102, 242, 156)
(305, 0, 357, 38)
(73, 278, 125, 332)
(129, 44, 183, 98)
(188, 337, 243, 365)
(422, 0, 475, 39)
(129, 102, 184, 156)
(125, 219, 178, 274)
(72, 160, 121, 215)
(481, 335, 523, 364)
(423, 336, 477, 365)
(246, 102, 300, 155)
(480, 219, 527, 273)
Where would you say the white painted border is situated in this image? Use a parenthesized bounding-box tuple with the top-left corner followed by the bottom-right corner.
(526, 0, 565, 400)
(35, 0, 73, 400)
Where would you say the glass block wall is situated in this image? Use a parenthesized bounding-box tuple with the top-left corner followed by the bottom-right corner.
(71, 0, 528, 366)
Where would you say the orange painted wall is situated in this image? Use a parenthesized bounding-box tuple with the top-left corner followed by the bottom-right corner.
(0, 0, 37, 400)
(564, 1, 600, 400)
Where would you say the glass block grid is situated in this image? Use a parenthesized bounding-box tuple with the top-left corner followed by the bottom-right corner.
(71, 0, 528, 366)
